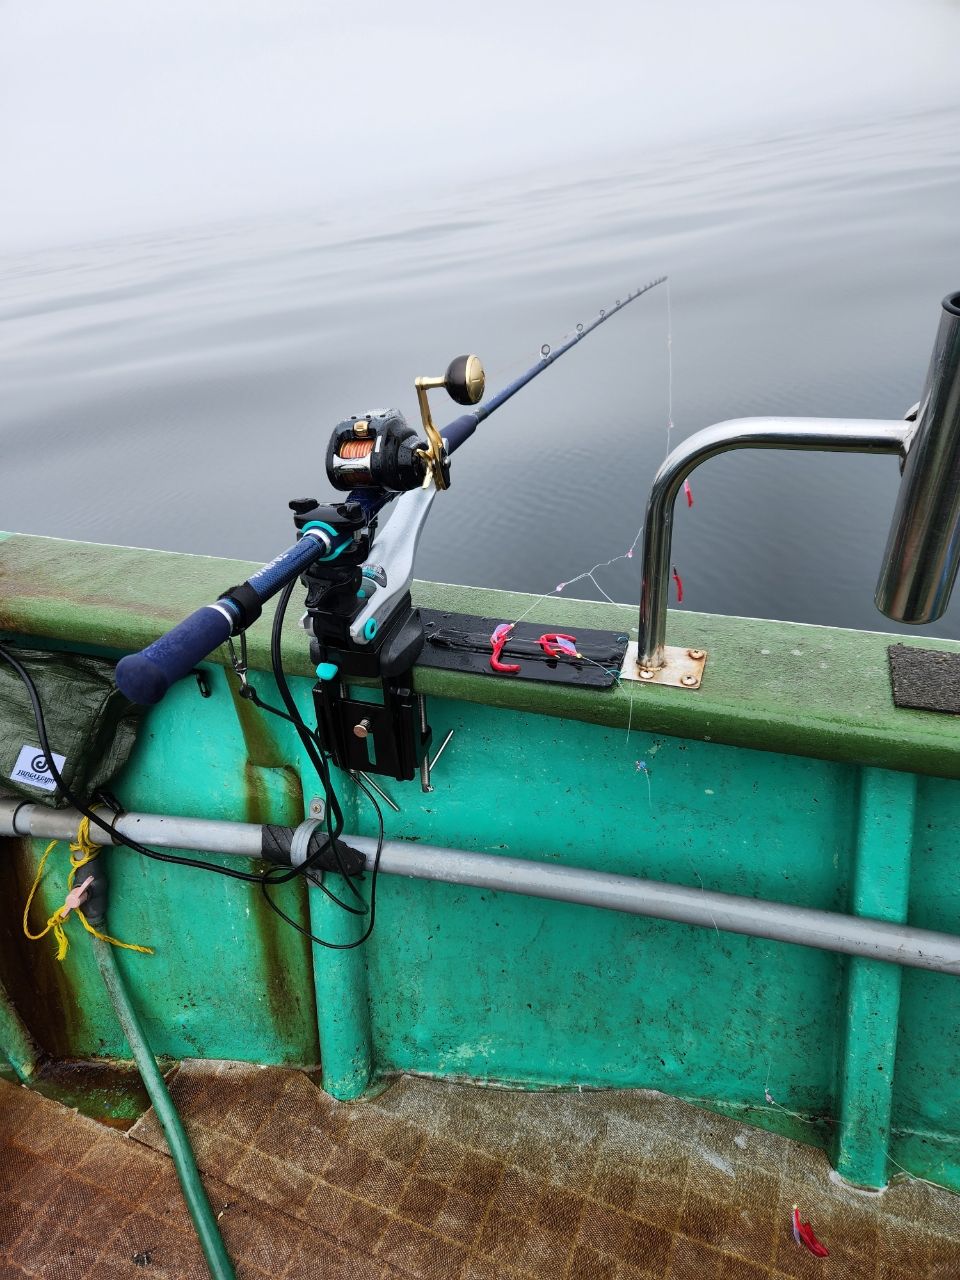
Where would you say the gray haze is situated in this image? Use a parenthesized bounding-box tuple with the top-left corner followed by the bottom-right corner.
(2, 3, 960, 642)
(2, 0, 960, 249)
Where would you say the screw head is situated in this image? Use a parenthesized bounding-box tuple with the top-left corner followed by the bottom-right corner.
(308, 796, 326, 819)
(353, 718, 372, 740)
(680, 673, 699, 687)
(687, 649, 706, 660)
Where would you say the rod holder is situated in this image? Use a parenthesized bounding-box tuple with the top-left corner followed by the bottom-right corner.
(875, 293, 960, 623)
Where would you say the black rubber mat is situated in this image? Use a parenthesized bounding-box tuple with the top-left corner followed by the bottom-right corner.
(419, 609, 629, 688)
(888, 643, 960, 714)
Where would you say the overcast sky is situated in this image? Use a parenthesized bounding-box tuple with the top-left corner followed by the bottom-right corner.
(2, 0, 959, 251)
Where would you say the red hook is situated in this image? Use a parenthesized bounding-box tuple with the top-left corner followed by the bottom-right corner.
(537, 632, 582, 659)
(490, 623, 521, 674)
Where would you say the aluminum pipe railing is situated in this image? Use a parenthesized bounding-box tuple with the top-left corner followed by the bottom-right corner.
(5, 799, 960, 977)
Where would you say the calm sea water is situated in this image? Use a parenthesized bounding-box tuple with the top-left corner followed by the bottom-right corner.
(2, 105, 959, 639)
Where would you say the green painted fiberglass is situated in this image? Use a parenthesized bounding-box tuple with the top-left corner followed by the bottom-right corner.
(2, 531, 960, 1194)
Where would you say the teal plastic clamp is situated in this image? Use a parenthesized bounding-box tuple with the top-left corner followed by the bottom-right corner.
(316, 662, 339, 681)
(300, 521, 350, 562)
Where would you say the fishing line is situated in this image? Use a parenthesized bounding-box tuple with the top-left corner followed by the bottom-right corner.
(635, 759, 652, 809)
(509, 276, 678, 626)
(666, 278, 674, 458)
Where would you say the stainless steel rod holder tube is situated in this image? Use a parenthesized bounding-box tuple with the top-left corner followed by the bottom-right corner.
(637, 418, 910, 669)
(876, 293, 960, 623)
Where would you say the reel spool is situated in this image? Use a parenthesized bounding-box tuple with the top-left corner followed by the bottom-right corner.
(326, 409, 425, 493)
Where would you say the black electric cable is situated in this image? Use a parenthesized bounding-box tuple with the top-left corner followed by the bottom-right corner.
(1, 630, 382, 948)
(0, 643, 265, 884)
(221, 675, 368, 909)
(259, 766, 384, 950)
(267, 579, 368, 910)
(240, 686, 298, 724)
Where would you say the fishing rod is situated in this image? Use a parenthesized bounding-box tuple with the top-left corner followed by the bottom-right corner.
(115, 277, 667, 714)
(438, 276, 667, 459)
(344, 276, 668, 518)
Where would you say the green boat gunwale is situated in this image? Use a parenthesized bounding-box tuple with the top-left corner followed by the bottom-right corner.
(1, 529, 958, 780)
(5, 529, 960, 1198)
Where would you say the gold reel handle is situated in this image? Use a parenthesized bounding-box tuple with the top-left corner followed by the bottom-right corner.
(415, 354, 485, 490)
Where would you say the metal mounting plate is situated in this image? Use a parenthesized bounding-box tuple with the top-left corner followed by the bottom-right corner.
(619, 642, 707, 689)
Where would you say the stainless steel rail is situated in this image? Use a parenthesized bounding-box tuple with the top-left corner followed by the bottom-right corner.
(637, 418, 909, 669)
(876, 292, 960, 623)
(4, 799, 960, 976)
(637, 291, 960, 669)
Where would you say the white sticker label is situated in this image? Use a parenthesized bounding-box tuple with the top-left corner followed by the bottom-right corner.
(10, 744, 66, 793)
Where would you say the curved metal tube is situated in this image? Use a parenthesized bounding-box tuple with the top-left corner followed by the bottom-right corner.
(637, 417, 910, 669)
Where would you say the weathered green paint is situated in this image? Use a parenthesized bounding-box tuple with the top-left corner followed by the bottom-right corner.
(834, 768, 915, 1186)
(0, 835, 99, 1058)
(890, 774, 960, 1187)
(0, 975, 38, 1081)
(361, 703, 848, 1109)
(2, 533, 960, 1193)
(3, 532, 960, 778)
(30, 1057, 151, 1127)
(2, 663, 321, 1066)
(309, 876, 375, 1100)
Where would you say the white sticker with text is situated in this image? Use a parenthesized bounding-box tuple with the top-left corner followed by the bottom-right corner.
(10, 744, 66, 793)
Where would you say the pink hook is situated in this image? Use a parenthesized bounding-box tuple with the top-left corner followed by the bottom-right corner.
(490, 623, 521, 674)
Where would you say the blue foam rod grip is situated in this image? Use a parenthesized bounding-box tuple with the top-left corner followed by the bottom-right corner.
(115, 605, 233, 705)
(442, 412, 481, 455)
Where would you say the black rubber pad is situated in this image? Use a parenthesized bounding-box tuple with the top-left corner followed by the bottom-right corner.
(418, 608, 629, 688)
(888, 643, 960, 714)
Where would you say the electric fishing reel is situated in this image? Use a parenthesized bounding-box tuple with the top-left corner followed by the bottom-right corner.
(294, 353, 486, 786)
(325, 354, 485, 494)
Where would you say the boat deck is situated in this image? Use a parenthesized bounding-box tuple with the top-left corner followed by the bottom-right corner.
(1, 1062, 959, 1278)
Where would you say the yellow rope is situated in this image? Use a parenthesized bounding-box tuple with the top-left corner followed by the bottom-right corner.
(22, 816, 153, 962)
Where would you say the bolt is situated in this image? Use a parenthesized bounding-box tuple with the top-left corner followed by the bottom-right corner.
(353, 718, 372, 740)
(639, 668, 655, 682)
(308, 796, 326, 819)
(680, 673, 699, 687)
(687, 649, 705, 660)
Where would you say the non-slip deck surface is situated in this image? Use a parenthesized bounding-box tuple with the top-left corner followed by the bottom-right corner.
(2, 1063, 960, 1278)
